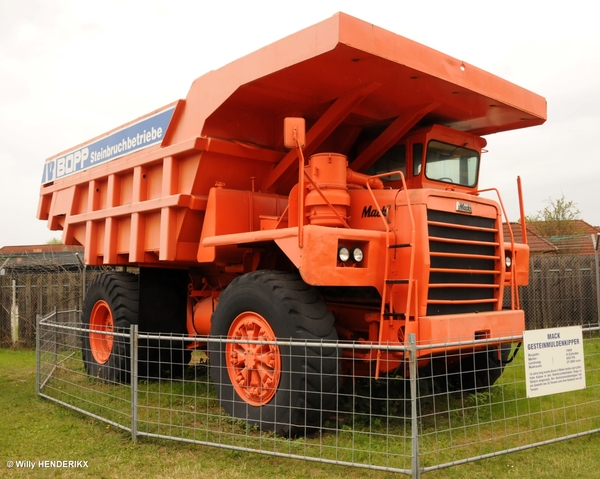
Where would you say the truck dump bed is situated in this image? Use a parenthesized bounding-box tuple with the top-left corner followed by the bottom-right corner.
(38, 12, 546, 266)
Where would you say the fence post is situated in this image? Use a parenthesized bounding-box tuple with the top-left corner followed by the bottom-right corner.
(594, 234, 600, 328)
(11, 279, 19, 344)
(36, 313, 41, 396)
(131, 324, 138, 443)
(75, 252, 86, 312)
(409, 333, 420, 479)
(53, 307, 58, 367)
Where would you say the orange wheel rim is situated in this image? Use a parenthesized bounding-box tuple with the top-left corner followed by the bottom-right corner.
(89, 300, 114, 364)
(226, 312, 281, 406)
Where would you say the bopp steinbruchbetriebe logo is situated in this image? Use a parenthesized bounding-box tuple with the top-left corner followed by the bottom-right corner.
(41, 105, 175, 184)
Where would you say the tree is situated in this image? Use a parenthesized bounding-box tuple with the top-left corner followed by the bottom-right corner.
(46, 238, 62, 244)
(525, 194, 583, 237)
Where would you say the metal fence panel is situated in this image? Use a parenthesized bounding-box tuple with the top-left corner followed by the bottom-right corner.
(37, 313, 600, 476)
(37, 311, 133, 433)
(415, 333, 600, 473)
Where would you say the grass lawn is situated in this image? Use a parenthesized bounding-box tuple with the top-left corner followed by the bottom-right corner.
(1, 347, 599, 478)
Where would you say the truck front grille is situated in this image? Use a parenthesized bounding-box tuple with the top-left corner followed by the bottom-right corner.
(426, 209, 500, 316)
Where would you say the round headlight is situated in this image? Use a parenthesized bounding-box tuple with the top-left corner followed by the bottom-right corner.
(352, 247, 364, 263)
(505, 254, 512, 269)
(338, 247, 350, 262)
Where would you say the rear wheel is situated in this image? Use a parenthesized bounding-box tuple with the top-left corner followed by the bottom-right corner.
(82, 271, 191, 382)
(82, 272, 138, 383)
(209, 270, 340, 437)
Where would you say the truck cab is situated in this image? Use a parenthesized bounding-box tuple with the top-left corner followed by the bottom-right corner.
(365, 125, 485, 193)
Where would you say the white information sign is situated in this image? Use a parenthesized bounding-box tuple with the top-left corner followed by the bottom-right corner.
(523, 325, 586, 398)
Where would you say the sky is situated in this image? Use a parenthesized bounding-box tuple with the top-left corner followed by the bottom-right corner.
(1, 0, 599, 247)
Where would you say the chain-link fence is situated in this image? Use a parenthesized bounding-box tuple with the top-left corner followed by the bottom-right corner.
(0, 252, 119, 347)
(0, 265, 81, 347)
(37, 312, 600, 477)
(522, 254, 599, 329)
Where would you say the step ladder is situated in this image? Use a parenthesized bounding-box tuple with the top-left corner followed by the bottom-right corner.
(365, 172, 417, 378)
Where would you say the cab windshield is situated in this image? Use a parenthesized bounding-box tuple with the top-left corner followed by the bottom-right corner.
(425, 141, 479, 187)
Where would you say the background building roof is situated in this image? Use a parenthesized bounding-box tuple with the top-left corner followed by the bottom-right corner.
(504, 220, 600, 255)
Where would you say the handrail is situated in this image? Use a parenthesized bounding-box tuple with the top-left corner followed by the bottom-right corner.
(477, 187, 519, 310)
(295, 136, 307, 248)
(273, 204, 289, 230)
(365, 170, 416, 378)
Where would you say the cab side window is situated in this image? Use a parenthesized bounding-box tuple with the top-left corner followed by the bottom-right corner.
(366, 145, 406, 181)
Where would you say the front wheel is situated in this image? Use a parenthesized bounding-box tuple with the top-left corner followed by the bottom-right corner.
(209, 271, 340, 437)
(464, 343, 512, 391)
(449, 343, 512, 393)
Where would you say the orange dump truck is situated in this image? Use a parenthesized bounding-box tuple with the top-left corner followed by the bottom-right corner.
(38, 13, 546, 435)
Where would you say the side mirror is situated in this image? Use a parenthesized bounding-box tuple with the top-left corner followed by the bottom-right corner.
(283, 117, 306, 149)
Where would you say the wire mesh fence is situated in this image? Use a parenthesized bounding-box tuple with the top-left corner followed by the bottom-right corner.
(37, 311, 600, 477)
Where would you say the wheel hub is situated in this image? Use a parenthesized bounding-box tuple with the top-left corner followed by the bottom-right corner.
(226, 312, 281, 406)
(89, 300, 114, 364)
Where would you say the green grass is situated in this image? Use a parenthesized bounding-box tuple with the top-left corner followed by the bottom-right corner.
(2, 347, 600, 478)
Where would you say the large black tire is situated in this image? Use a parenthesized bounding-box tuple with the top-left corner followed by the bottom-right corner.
(209, 270, 340, 437)
(149, 336, 192, 379)
(454, 343, 512, 393)
(81, 272, 139, 383)
(138, 268, 191, 379)
(82, 271, 191, 382)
